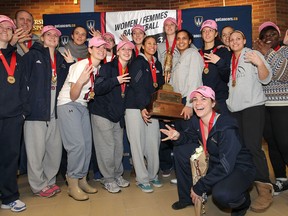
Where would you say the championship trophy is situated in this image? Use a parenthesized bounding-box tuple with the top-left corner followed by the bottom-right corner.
(147, 49, 184, 119)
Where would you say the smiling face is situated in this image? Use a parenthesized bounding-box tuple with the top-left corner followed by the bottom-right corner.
(71, 26, 87, 46)
(132, 29, 145, 45)
(221, 26, 234, 47)
(142, 36, 157, 59)
(88, 44, 107, 62)
(15, 10, 33, 32)
(229, 31, 246, 54)
(260, 28, 280, 49)
(164, 20, 177, 36)
(117, 44, 133, 62)
(191, 92, 215, 119)
(41, 30, 59, 48)
(0, 21, 14, 43)
(176, 31, 191, 54)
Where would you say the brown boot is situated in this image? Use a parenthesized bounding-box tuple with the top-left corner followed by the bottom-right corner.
(66, 175, 89, 201)
(250, 181, 274, 212)
(79, 176, 98, 194)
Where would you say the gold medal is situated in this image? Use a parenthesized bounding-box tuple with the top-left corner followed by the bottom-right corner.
(121, 92, 125, 98)
(153, 82, 158, 88)
(232, 80, 236, 87)
(203, 68, 209, 74)
(7, 76, 15, 84)
(51, 75, 57, 83)
(89, 91, 95, 99)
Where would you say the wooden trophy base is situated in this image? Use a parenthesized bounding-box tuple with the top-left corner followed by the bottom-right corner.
(147, 88, 184, 119)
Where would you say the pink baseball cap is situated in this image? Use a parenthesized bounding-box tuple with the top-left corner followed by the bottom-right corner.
(164, 17, 177, 26)
(88, 36, 109, 48)
(117, 41, 135, 51)
(132, 24, 145, 33)
(200, 19, 218, 31)
(190, 86, 215, 101)
(41, 25, 61, 36)
(103, 32, 115, 41)
(0, 15, 16, 30)
(259, 21, 281, 36)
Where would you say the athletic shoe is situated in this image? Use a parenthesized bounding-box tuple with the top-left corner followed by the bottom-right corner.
(35, 186, 56, 198)
(162, 168, 172, 178)
(116, 176, 130, 188)
(150, 179, 163, 188)
(50, 184, 61, 194)
(1, 199, 26, 212)
(136, 182, 153, 193)
(170, 178, 177, 184)
(104, 181, 121, 193)
(273, 178, 288, 195)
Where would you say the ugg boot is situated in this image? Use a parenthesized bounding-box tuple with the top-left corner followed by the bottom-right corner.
(66, 175, 89, 201)
(79, 176, 98, 194)
(250, 181, 274, 212)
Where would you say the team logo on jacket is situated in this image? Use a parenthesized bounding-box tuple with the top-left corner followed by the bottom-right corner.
(194, 16, 203, 27)
(86, 20, 95, 30)
(61, 35, 69, 46)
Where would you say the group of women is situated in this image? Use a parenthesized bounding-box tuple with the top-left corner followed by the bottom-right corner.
(1, 12, 287, 216)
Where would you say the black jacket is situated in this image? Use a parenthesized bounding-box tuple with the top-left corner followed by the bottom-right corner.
(175, 114, 255, 196)
(90, 58, 126, 123)
(0, 45, 29, 119)
(125, 54, 164, 110)
(20, 42, 72, 121)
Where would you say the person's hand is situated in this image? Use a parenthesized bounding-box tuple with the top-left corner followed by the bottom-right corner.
(120, 33, 129, 42)
(253, 38, 271, 55)
(283, 29, 288, 45)
(204, 51, 220, 64)
(89, 27, 102, 38)
(244, 51, 263, 67)
(141, 108, 151, 124)
(78, 64, 94, 85)
(160, 124, 180, 141)
(61, 49, 74, 63)
(10, 28, 30, 46)
(117, 73, 130, 84)
(190, 187, 201, 204)
(181, 106, 192, 120)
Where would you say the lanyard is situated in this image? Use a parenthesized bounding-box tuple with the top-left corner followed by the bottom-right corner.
(0, 50, 17, 84)
(50, 53, 57, 83)
(274, 45, 280, 51)
(26, 40, 32, 48)
(118, 60, 128, 98)
(199, 111, 216, 154)
(135, 47, 139, 57)
(149, 57, 158, 88)
(165, 38, 176, 54)
(87, 58, 96, 99)
(103, 53, 114, 63)
(231, 53, 240, 87)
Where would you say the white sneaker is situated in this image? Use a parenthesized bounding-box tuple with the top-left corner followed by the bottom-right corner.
(104, 181, 121, 193)
(170, 178, 177, 184)
(1, 199, 26, 212)
(116, 176, 130, 188)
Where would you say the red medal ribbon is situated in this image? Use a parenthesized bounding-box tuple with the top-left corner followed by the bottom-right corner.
(26, 40, 32, 48)
(0, 51, 17, 77)
(165, 38, 177, 54)
(135, 47, 139, 57)
(88, 57, 95, 92)
(103, 53, 115, 63)
(50, 53, 57, 78)
(199, 111, 216, 154)
(274, 45, 281, 51)
(199, 47, 218, 70)
(77, 58, 83, 62)
(118, 60, 128, 96)
(231, 53, 240, 84)
(149, 58, 157, 86)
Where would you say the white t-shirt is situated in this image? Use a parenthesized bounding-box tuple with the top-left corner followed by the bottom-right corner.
(57, 58, 98, 107)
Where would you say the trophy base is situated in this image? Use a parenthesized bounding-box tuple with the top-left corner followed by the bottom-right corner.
(147, 89, 184, 119)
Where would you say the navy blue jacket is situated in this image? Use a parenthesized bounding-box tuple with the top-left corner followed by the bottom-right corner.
(125, 54, 164, 110)
(199, 45, 231, 103)
(0, 45, 29, 119)
(90, 58, 126, 123)
(21, 42, 72, 121)
(175, 114, 255, 196)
